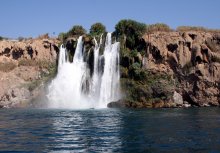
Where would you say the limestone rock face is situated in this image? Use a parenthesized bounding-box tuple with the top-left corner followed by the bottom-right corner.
(142, 31, 220, 106)
(0, 38, 59, 63)
(173, 91, 183, 105)
(0, 38, 59, 108)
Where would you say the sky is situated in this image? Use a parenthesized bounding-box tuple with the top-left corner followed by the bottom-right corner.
(0, 0, 220, 38)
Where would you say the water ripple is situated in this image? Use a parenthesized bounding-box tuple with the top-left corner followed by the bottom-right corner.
(0, 108, 220, 152)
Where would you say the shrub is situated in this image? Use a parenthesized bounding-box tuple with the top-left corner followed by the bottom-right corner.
(120, 66, 129, 78)
(211, 55, 220, 63)
(27, 62, 57, 91)
(177, 26, 220, 33)
(0, 62, 17, 72)
(147, 23, 171, 33)
(176, 26, 207, 32)
(121, 71, 175, 103)
(18, 37, 25, 42)
(67, 25, 87, 37)
(90, 22, 106, 36)
(18, 59, 36, 67)
(115, 19, 146, 49)
(18, 59, 55, 69)
(130, 49, 138, 57)
(0, 36, 3, 41)
(128, 62, 147, 80)
(115, 19, 146, 38)
(58, 32, 67, 42)
(38, 33, 49, 39)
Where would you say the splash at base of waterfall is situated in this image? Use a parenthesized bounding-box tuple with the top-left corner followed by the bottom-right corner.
(47, 33, 120, 109)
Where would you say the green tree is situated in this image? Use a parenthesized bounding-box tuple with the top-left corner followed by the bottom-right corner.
(115, 19, 146, 49)
(58, 32, 67, 41)
(90, 22, 106, 36)
(67, 25, 87, 37)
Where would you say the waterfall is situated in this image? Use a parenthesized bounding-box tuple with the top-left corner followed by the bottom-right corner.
(47, 33, 120, 109)
(90, 36, 102, 99)
(58, 45, 67, 71)
(99, 33, 120, 107)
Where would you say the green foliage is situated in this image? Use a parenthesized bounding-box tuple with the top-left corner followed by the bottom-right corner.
(58, 32, 68, 42)
(130, 49, 138, 57)
(26, 61, 57, 91)
(130, 62, 141, 69)
(120, 66, 129, 78)
(67, 25, 87, 37)
(121, 71, 175, 103)
(0, 36, 8, 41)
(147, 23, 171, 33)
(121, 78, 153, 103)
(90, 22, 106, 36)
(115, 19, 146, 49)
(128, 62, 147, 80)
(120, 47, 130, 57)
(115, 19, 146, 37)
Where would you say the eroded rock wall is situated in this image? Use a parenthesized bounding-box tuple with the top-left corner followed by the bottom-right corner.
(0, 38, 59, 108)
(142, 31, 220, 107)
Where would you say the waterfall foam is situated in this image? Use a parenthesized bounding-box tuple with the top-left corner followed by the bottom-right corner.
(47, 33, 120, 109)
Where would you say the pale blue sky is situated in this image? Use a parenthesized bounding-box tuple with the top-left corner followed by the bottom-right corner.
(0, 0, 220, 38)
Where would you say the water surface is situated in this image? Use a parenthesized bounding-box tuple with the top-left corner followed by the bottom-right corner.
(0, 108, 220, 152)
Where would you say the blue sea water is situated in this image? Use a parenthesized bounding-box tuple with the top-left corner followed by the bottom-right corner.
(0, 108, 220, 152)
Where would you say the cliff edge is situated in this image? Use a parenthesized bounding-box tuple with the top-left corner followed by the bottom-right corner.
(0, 38, 59, 108)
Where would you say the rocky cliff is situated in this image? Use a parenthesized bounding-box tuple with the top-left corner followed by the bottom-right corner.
(0, 30, 220, 108)
(114, 31, 220, 108)
(145, 31, 220, 106)
(0, 38, 59, 108)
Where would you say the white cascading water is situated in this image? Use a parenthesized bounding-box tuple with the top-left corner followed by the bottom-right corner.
(47, 33, 120, 109)
(99, 33, 120, 107)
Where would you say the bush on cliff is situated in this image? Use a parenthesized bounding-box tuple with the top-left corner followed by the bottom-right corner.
(121, 71, 175, 104)
(90, 23, 106, 36)
(147, 23, 171, 33)
(67, 25, 87, 37)
(128, 62, 146, 80)
(18, 37, 25, 42)
(0, 62, 17, 72)
(177, 26, 220, 33)
(211, 55, 220, 63)
(115, 19, 146, 49)
(38, 33, 50, 39)
(58, 32, 68, 42)
(0, 36, 3, 41)
(176, 26, 207, 32)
